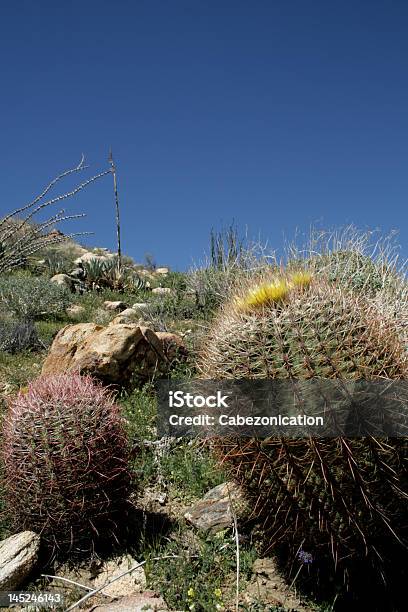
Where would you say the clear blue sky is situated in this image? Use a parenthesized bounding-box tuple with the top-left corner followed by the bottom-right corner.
(1, 0, 407, 269)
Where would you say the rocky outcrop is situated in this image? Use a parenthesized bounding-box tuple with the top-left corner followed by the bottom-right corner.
(42, 322, 186, 385)
(74, 252, 116, 265)
(0, 531, 40, 591)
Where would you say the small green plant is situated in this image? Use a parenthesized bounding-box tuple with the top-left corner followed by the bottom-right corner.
(0, 274, 71, 319)
(145, 528, 256, 611)
(41, 251, 72, 276)
(159, 441, 225, 501)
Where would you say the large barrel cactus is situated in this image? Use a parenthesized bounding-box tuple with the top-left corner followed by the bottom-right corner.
(199, 272, 408, 604)
(1, 373, 131, 555)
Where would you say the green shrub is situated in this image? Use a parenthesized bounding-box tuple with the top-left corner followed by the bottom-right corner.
(0, 274, 71, 319)
(0, 319, 42, 353)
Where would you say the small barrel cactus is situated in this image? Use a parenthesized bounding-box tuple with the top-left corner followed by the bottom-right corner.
(199, 272, 408, 603)
(1, 373, 131, 554)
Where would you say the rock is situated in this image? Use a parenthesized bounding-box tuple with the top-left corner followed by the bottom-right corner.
(70, 267, 86, 280)
(90, 591, 168, 611)
(48, 229, 64, 237)
(152, 287, 173, 296)
(42, 323, 186, 386)
(184, 482, 244, 533)
(0, 531, 40, 591)
(155, 267, 169, 275)
(92, 555, 146, 598)
(156, 332, 187, 361)
(50, 273, 75, 292)
(66, 304, 85, 317)
(110, 308, 138, 325)
(139, 269, 155, 277)
(74, 252, 114, 265)
(104, 301, 129, 312)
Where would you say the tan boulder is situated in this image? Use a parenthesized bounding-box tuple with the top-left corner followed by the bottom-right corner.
(66, 304, 85, 318)
(0, 531, 41, 591)
(74, 252, 115, 265)
(155, 267, 169, 275)
(42, 323, 186, 386)
(110, 308, 139, 325)
(152, 287, 173, 296)
(50, 273, 75, 292)
(104, 301, 129, 312)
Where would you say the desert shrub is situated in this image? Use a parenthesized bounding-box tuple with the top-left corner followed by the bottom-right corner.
(199, 270, 408, 606)
(0, 274, 71, 319)
(0, 319, 42, 353)
(1, 373, 131, 554)
(209, 223, 244, 270)
(143, 294, 197, 330)
(188, 226, 276, 319)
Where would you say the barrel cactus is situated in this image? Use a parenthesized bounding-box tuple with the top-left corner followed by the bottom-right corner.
(199, 271, 408, 603)
(1, 373, 131, 555)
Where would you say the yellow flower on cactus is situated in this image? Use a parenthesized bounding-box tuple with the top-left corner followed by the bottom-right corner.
(187, 587, 195, 598)
(290, 271, 312, 288)
(237, 279, 289, 311)
(214, 588, 222, 598)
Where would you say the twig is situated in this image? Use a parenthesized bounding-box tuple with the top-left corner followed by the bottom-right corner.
(0, 155, 86, 230)
(228, 484, 240, 612)
(40, 574, 112, 598)
(65, 554, 190, 611)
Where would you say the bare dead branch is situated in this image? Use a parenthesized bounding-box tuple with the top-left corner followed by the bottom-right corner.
(0, 157, 109, 274)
